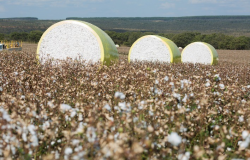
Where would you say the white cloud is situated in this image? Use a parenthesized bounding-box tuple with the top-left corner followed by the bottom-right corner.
(161, 2, 175, 9)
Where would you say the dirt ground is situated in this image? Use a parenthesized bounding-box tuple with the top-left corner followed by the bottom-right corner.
(23, 43, 250, 65)
(217, 50, 250, 65)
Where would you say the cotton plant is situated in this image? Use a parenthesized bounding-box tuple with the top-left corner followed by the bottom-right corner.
(0, 50, 249, 159)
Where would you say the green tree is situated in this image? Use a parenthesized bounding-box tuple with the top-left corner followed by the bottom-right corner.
(28, 30, 43, 43)
(172, 32, 200, 48)
(106, 31, 129, 45)
(10, 32, 23, 40)
(20, 32, 29, 41)
(231, 36, 250, 50)
(126, 32, 144, 46)
(0, 33, 4, 40)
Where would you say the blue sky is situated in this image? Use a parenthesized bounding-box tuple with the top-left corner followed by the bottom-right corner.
(0, 0, 249, 19)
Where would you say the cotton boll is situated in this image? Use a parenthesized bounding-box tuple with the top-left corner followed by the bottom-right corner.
(30, 134, 39, 147)
(55, 151, 60, 159)
(133, 117, 139, 122)
(60, 104, 72, 112)
(242, 131, 249, 140)
(239, 116, 244, 122)
(46, 92, 51, 97)
(205, 82, 210, 87)
(22, 133, 27, 142)
(155, 80, 159, 84)
(114, 92, 126, 100)
(118, 102, 126, 110)
(86, 127, 96, 143)
(168, 132, 182, 146)
(173, 93, 181, 101)
(214, 74, 221, 81)
(149, 110, 154, 116)
(64, 147, 73, 157)
(239, 141, 249, 149)
(51, 141, 55, 145)
(103, 104, 111, 111)
(42, 121, 50, 130)
(20, 95, 25, 100)
(0, 107, 12, 122)
(182, 94, 188, 103)
(70, 110, 77, 118)
(71, 139, 80, 146)
(78, 114, 83, 121)
(164, 76, 169, 81)
(13, 72, 18, 76)
(114, 106, 121, 113)
(180, 125, 187, 133)
(48, 101, 55, 108)
(219, 84, 225, 89)
(238, 130, 250, 149)
(178, 152, 190, 160)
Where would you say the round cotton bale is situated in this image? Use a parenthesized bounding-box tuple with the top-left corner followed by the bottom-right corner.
(128, 35, 181, 63)
(37, 20, 118, 65)
(182, 42, 219, 65)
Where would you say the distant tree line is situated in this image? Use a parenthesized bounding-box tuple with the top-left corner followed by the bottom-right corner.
(0, 17, 38, 21)
(1, 31, 250, 50)
(0, 31, 43, 43)
(106, 31, 250, 50)
(1, 16, 250, 36)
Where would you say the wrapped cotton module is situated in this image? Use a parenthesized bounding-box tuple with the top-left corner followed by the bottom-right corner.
(182, 42, 219, 65)
(37, 20, 118, 65)
(128, 35, 181, 63)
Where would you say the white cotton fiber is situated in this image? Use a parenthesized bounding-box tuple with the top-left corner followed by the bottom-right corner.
(37, 20, 118, 65)
(128, 35, 181, 63)
(130, 36, 170, 62)
(38, 21, 101, 63)
(182, 42, 218, 65)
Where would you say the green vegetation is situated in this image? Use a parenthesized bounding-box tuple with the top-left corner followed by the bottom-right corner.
(67, 16, 250, 36)
(1, 16, 250, 36)
(1, 30, 249, 50)
(0, 31, 43, 43)
(0, 19, 58, 34)
(0, 16, 249, 49)
(106, 31, 250, 50)
(0, 17, 38, 21)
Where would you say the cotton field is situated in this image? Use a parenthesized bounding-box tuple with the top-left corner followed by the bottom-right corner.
(0, 51, 249, 159)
